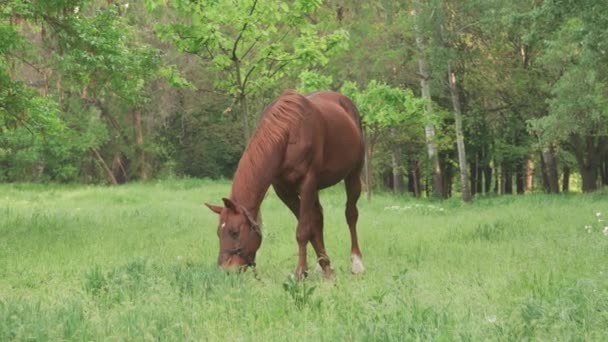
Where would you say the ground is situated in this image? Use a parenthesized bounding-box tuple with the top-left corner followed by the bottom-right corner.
(1, 179, 607, 340)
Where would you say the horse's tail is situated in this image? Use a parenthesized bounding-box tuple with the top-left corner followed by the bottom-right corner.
(338, 95, 363, 134)
(338, 94, 366, 170)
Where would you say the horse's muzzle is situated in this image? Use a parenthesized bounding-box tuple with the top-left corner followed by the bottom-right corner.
(218, 254, 251, 271)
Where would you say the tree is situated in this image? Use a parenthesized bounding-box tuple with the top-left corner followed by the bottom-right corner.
(342, 80, 425, 200)
(153, 0, 348, 141)
(412, 0, 444, 198)
(0, 1, 63, 135)
(528, 0, 608, 192)
(447, 61, 471, 201)
(1, 0, 170, 183)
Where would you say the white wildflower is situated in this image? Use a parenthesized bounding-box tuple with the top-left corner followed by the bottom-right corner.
(486, 315, 497, 323)
(384, 205, 401, 211)
(596, 212, 602, 217)
(603, 227, 608, 236)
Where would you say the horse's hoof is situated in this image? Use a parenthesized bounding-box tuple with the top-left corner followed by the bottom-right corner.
(351, 254, 364, 274)
(295, 268, 308, 280)
(323, 267, 335, 279)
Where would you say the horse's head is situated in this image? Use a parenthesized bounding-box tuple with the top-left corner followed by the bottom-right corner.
(205, 198, 262, 270)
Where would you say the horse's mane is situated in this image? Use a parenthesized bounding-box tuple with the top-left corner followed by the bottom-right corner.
(244, 89, 308, 167)
(230, 90, 309, 202)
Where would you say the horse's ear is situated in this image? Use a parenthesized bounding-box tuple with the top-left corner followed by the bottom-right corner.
(205, 203, 223, 214)
(222, 198, 238, 212)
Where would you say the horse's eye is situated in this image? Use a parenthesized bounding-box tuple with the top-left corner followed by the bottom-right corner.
(228, 227, 239, 239)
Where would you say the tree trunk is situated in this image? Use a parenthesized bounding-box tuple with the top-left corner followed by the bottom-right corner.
(562, 166, 570, 192)
(94, 101, 131, 184)
(234, 53, 251, 142)
(601, 139, 608, 186)
(390, 129, 404, 193)
(526, 157, 534, 192)
(602, 152, 608, 186)
(413, 0, 443, 198)
(539, 151, 550, 192)
(132, 109, 147, 180)
(571, 135, 606, 192)
(442, 157, 453, 198)
(471, 151, 483, 196)
(543, 146, 560, 194)
(239, 93, 251, 143)
(501, 163, 513, 194)
(447, 61, 471, 202)
(112, 153, 128, 184)
(482, 146, 492, 193)
(580, 167, 597, 192)
(408, 159, 422, 198)
(364, 129, 374, 201)
(515, 158, 525, 194)
(470, 159, 477, 196)
(492, 162, 499, 193)
(390, 151, 403, 193)
(483, 164, 492, 194)
(97, 101, 130, 147)
(92, 149, 118, 185)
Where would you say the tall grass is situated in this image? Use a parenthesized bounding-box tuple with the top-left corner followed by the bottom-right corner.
(1, 180, 607, 340)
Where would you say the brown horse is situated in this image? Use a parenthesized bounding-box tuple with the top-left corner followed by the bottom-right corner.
(205, 89, 364, 279)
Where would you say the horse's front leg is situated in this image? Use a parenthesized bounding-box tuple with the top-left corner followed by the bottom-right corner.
(294, 175, 318, 280)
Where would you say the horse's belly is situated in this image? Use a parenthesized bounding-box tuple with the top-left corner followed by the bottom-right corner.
(317, 173, 346, 189)
(277, 161, 350, 190)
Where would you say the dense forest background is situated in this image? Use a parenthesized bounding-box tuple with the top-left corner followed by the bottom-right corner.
(1, 0, 607, 199)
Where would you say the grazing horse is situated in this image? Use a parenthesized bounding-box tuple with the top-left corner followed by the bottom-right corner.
(205, 89, 365, 279)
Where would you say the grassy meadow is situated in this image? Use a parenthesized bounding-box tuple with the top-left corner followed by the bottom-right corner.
(1, 179, 607, 341)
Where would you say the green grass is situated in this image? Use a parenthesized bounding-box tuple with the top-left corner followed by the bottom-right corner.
(1, 179, 607, 341)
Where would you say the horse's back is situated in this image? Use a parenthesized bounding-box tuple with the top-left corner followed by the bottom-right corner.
(305, 91, 362, 127)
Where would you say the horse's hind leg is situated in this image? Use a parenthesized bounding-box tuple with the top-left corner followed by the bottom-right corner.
(309, 197, 334, 278)
(345, 170, 364, 274)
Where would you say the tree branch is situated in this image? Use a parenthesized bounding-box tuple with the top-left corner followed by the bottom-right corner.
(232, 0, 258, 61)
(242, 64, 257, 89)
(241, 37, 260, 60)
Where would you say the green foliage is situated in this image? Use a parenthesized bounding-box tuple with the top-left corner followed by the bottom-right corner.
(342, 80, 425, 130)
(159, 111, 243, 179)
(297, 70, 333, 94)
(154, 0, 348, 101)
(0, 105, 108, 182)
(48, 3, 163, 105)
(530, 2, 608, 144)
(1, 0, 607, 193)
(1, 0, 172, 182)
(0, 9, 62, 133)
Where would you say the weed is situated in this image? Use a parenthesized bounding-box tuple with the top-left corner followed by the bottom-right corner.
(282, 274, 318, 310)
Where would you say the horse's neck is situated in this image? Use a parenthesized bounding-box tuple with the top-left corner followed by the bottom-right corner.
(229, 142, 281, 218)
